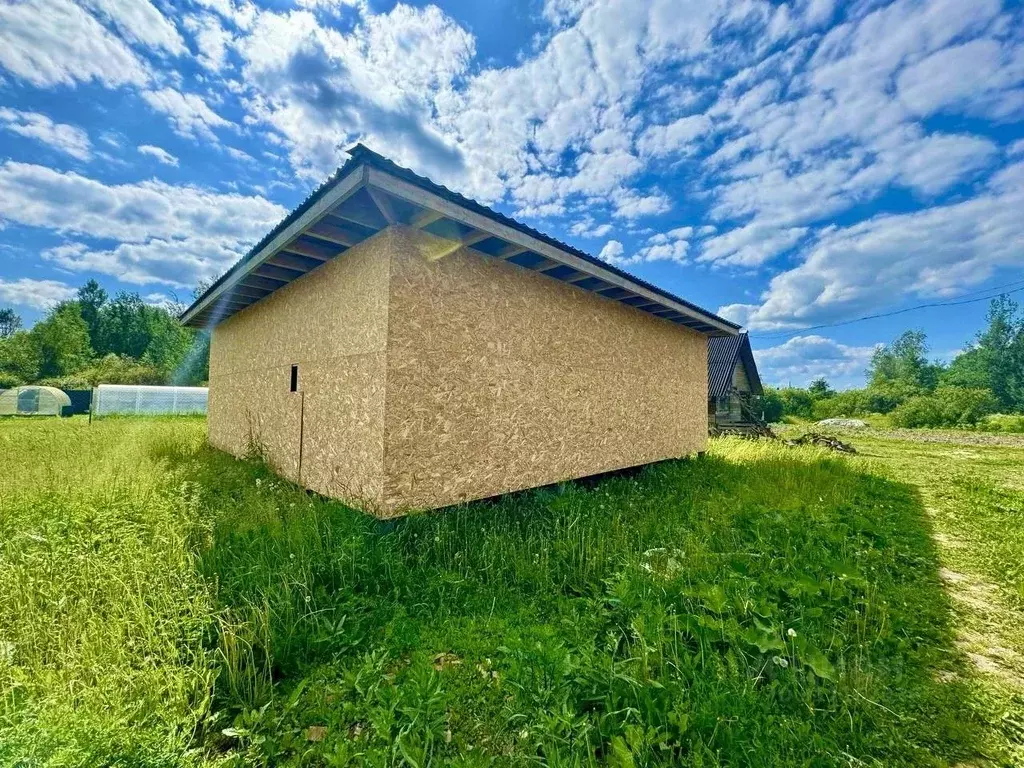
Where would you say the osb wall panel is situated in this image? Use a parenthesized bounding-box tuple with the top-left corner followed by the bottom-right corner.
(208, 231, 392, 508)
(381, 225, 708, 513)
(296, 352, 387, 507)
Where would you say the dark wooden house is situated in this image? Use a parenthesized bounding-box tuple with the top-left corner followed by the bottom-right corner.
(708, 332, 764, 433)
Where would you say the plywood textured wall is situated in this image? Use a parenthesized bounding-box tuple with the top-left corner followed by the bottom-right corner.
(207, 231, 391, 508)
(207, 225, 709, 516)
(380, 226, 708, 513)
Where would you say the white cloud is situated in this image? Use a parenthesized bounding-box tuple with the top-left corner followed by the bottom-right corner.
(0, 162, 286, 287)
(225, 146, 255, 163)
(719, 162, 1024, 330)
(237, 5, 473, 181)
(756, 334, 878, 388)
(44, 238, 247, 289)
(143, 292, 187, 313)
(894, 132, 997, 195)
(897, 38, 1024, 120)
(637, 114, 712, 158)
(0, 0, 149, 87)
(597, 239, 624, 263)
(184, 13, 234, 72)
(0, 278, 77, 311)
(137, 144, 179, 166)
(599, 227, 694, 266)
(82, 0, 186, 56)
(141, 89, 233, 141)
(569, 217, 613, 238)
(0, 109, 91, 160)
(699, 222, 808, 268)
(610, 188, 671, 219)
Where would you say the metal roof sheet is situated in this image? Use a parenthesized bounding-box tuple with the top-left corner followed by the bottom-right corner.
(708, 332, 763, 398)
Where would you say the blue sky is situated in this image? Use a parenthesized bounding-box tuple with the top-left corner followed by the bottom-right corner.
(1, 0, 1023, 388)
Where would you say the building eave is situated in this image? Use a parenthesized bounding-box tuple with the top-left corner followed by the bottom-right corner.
(180, 145, 741, 337)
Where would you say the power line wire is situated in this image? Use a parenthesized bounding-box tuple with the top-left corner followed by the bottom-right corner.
(750, 279, 1024, 342)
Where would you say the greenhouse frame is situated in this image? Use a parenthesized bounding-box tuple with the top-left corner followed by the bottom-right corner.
(0, 386, 72, 417)
(92, 385, 208, 416)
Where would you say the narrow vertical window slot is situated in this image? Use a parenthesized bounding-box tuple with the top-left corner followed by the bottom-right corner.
(290, 364, 299, 393)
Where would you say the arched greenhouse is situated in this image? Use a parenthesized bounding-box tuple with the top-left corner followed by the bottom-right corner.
(0, 386, 72, 416)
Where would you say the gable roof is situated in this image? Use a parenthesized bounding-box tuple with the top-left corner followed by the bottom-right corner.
(708, 332, 763, 398)
(180, 145, 741, 337)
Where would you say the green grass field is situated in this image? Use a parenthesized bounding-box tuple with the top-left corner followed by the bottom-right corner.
(1, 418, 1022, 766)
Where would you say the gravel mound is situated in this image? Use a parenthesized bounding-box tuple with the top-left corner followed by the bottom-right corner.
(816, 418, 868, 428)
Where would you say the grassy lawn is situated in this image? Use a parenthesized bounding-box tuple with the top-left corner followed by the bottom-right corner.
(1, 418, 1022, 766)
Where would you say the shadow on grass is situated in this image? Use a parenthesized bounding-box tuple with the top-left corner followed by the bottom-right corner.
(161, 438, 993, 766)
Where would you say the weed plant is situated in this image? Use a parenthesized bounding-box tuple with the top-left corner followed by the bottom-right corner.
(0, 418, 1011, 766)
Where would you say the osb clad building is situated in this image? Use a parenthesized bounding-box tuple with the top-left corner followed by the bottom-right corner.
(181, 146, 740, 516)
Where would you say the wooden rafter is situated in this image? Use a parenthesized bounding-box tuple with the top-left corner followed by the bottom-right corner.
(283, 240, 339, 260)
(366, 186, 399, 225)
(410, 208, 444, 229)
(305, 222, 360, 248)
(493, 243, 528, 259)
(269, 252, 324, 271)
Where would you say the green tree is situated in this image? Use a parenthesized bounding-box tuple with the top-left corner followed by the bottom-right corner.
(0, 308, 22, 339)
(76, 279, 108, 351)
(942, 348, 991, 392)
(0, 330, 41, 385)
(98, 292, 153, 359)
(31, 302, 92, 378)
(808, 377, 835, 400)
(142, 307, 203, 383)
(868, 330, 942, 393)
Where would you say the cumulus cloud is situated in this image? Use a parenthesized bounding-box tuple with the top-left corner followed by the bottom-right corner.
(0, 162, 286, 287)
(0, 0, 1022, 326)
(570, 218, 613, 238)
(0, 109, 91, 160)
(137, 144, 179, 166)
(755, 334, 878, 388)
(0, 278, 77, 311)
(142, 88, 233, 141)
(597, 240, 624, 263)
(184, 13, 234, 72)
(82, 0, 186, 56)
(236, 5, 473, 180)
(44, 238, 248, 288)
(0, 0, 149, 87)
(719, 162, 1024, 330)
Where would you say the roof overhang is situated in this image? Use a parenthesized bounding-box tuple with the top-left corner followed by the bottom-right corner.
(180, 146, 741, 337)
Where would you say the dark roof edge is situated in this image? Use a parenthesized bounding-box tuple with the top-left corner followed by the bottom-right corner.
(737, 333, 764, 394)
(179, 154, 365, 324)
(181, 143, 742, 334)
(347, 145, 739, 333)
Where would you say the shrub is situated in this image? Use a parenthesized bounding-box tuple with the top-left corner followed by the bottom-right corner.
(890, 387, 997, 428)
(74, 354, 165, 386)
(812, 389, 872, 420)
(776, 387, 816, 419)
(979, 414, 1024, 433)
(0, 371, 24, 389)
(759, 388, 784, 422)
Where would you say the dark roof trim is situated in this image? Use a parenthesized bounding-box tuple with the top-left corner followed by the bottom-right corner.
(708, 332, 763, 398)
(180, 145, 741, 335)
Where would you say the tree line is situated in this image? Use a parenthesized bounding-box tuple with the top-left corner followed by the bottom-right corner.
(0, 280, 208, 389)
(760, 296, 1024, 428)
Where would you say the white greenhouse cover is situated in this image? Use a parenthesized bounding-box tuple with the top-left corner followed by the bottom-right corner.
(93, 384, 208, 416)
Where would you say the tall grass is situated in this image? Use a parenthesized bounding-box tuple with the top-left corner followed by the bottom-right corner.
(0, 418, 997, 765)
